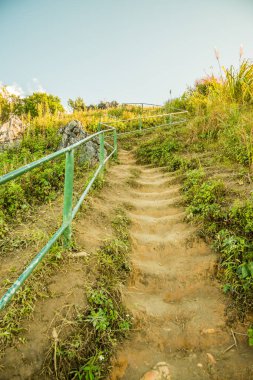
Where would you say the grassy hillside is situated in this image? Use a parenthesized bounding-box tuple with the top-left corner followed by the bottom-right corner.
(0, 104, 165, 248)
(135, 60, 253, 319)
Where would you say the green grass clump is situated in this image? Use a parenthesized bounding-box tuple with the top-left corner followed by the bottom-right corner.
(181, 169, 253, 314)
(136, 133, 180, 166)
(184, 171, 226, 226)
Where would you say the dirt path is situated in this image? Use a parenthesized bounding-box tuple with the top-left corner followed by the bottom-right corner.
(0, 149, 252, 379)
(111, 150, 253, 380)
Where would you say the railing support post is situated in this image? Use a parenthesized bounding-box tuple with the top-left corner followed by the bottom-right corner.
(139, 115, 142, 130)
(99, 132, 105, 174)
(63, 149, 74, 247)
(113, 129, 118, 159)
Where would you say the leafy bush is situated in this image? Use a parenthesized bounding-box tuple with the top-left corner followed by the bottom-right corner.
(0, 182, 27, 217)
(229, 197, 253, 237)
(186, 180, 226, 219)
(182, 169, 205, 193)
(16, 92, 64, 118)
(213, 229, 253, 304)
(136, 134, 180, 166)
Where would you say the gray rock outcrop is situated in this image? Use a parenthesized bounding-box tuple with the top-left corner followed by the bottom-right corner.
(0, 116, 26, 149)
(58, 120, 105, 165)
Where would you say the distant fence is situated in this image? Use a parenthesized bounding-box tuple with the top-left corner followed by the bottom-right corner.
(102, 110, 188, 135)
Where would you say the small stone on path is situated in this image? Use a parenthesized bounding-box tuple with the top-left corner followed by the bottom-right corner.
(140, 362, 171, 380)
(206, 352, 216, 365)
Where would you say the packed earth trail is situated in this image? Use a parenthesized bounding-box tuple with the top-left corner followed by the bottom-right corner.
(110, 150, 253, 380)
(0, 149, 252, 379)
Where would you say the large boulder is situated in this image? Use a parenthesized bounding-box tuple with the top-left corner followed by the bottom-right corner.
(0, 116, 26, 149)
(58, 120, 106, 165)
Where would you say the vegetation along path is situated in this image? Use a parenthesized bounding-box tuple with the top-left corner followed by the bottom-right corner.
(0, 147, 252, 379)
(111, 150, 253, 380)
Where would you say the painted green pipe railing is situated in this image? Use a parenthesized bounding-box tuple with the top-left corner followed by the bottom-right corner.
(0, 110, 187, 310)
(0, 127, 117, 310)
(101, 111, 188, 136)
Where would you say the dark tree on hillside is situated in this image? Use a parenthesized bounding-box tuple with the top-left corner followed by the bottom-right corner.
(87, 104, 96, 110)
(109, 100, 118, 108)
(97, 101, 107, 110)
(97, 100, 119, 109)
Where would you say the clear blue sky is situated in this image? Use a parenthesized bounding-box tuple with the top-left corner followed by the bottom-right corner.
(0, 0, 253, 106)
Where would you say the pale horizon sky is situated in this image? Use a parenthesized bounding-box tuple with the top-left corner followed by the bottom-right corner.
(0, 0, 253, 106)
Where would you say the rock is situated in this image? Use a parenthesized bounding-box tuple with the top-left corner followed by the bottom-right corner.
(140, 362, 171, 380)
(140, 370, 159, 380)
(58, 120, 106, 165)
(70, 251, 89, 258)
(0, 115, 26, 149)
(206, 352, 216, 365)
(201, 328, 216, 335)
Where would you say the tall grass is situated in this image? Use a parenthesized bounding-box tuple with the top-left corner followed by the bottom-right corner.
(225, 60, 253, 104)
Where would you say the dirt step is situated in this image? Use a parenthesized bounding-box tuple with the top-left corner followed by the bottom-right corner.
(111, 150, 253, 380)
(126, 197, 182, 211)
(131, 253, 216, 283)
(113, 345, 253, 380)
(129, 211, 186, 224)
(131, 219, 186, 235)
(128, 207, 185, 218)
(124, 286, 226, 322)
(131, 228, 194, 245)
(129, 190, 180, 202)
(132, 178, 176, 187)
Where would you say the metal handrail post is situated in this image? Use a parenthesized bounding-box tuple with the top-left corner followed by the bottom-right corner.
(139, 115, 142, 130)
(99, 132, 105, 174)
(63, 149, 74, 246)
(113, 129, 118, 159)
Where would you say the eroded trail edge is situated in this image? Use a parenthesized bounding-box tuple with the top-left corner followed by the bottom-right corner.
(111, 150, 252, 380)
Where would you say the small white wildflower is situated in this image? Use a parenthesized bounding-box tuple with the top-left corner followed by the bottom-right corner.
(99, 355, 104, 361)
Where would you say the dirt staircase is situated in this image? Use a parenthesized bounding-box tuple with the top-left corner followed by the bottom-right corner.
(0, 149, 252, 379)
(111, 150, 253, 380)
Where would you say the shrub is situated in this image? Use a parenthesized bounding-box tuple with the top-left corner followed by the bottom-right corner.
(0, 182, 28, 218)
(229, 197, 253, 237)
(136, 134, 180, 166)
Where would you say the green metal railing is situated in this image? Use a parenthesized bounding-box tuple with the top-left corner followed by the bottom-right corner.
(0, 110, 187, 310)
(0, 127, 117, 310)
(102, 111, 188, 135)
